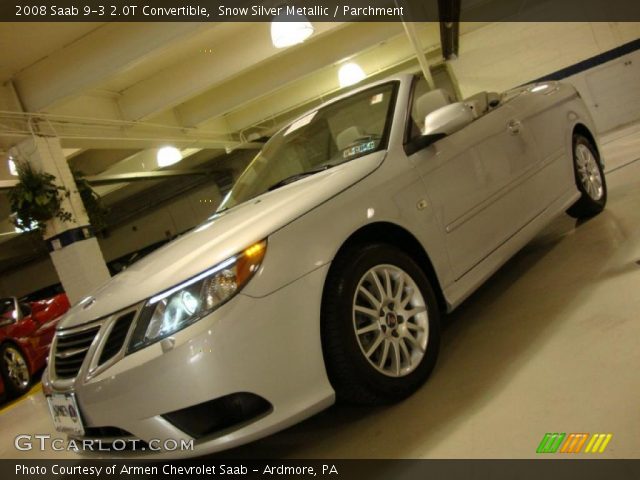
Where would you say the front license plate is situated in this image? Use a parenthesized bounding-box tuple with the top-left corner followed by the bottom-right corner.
(46, 393, 85, 436)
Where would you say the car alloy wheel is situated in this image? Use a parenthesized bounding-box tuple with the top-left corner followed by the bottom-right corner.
(2, 346, 30, 393)
(352, 264, 429, 377)
(575, 143, 604, 201)
(567, 134, 606, 219)
(321, 243, 440, 405)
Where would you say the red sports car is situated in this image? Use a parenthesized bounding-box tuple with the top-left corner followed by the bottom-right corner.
(0, 294, 70, 399)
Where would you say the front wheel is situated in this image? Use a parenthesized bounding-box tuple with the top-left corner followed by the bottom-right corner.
(567, 134, 607, 219)
(0, 344, 32, 398)
(321, 244, 440, 405)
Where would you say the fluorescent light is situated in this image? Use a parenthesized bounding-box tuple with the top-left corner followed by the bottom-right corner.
(530, 84, 549, 93)
(8, 157, 17, 176)
(270, 18, 314, 48)
(338, 63, 366, 88)
(14, 219, 38, 233)
(157, 146, 182, 167)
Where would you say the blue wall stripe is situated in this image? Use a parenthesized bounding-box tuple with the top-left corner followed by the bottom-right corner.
(46, 226, 95, 252)
(527, 37, 640, 84)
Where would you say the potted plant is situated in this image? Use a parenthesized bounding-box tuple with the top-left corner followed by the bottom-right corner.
(72, 169, 109, 233)
(8, 162, 72, 232)
(8, 162, 109, 234)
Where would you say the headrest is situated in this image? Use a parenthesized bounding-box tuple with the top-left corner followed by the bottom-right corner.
(415, 89, 452, 129)
(336, 126, 364, 150)
(464, 92, 489, 117)
(487, 92, 501, 108)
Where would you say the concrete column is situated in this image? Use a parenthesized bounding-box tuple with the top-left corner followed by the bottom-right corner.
(9, 135, 111, 304)
(401, 22, 435, 90)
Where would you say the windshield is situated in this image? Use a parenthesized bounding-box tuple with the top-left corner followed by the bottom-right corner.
(218, 82, 397, 211)
(0, 298, 16, 321)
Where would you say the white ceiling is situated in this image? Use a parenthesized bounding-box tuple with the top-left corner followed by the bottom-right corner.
(0, 22, 104, 82)
(0, 20, 491, 247)
(0, 22, 484, 157)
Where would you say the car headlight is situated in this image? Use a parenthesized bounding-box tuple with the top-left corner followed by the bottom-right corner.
(128, 240, 267, 352)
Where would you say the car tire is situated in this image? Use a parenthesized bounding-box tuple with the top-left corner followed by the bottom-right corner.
(321, 243, 440, 405)
(0, 344, 32, 399)
(567, 134, 607, 219)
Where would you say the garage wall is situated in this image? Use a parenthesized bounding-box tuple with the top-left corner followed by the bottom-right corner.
(0, 181, 222, 299)
(564, 48, 640, 133)
(451, 22, 640, 132)
(97, 180, 222, 262)
(0, 257, 60, 299)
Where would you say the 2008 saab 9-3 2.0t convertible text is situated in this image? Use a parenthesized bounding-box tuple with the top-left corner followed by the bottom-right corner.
(43, 73, 606, 456)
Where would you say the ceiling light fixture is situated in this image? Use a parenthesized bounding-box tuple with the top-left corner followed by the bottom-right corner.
(338, 62, 366, 88)
(13, 218, 38, 233)
(157, 146, 182, 168)
(530, 84, 550, 93)
(8, 156, 17, 176)
(270, 16, 314, 48)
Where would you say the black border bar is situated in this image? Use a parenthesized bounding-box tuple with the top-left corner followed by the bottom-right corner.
(4, 459, 640, 480)
(2, 0, 640, 22)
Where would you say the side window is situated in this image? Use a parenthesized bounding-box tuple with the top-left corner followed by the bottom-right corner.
(19, 302, 32, 317)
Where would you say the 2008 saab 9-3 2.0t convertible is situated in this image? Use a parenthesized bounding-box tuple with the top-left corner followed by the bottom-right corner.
(43, 73, 606, 456)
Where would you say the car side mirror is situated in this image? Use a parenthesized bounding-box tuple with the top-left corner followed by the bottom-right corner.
(405, 132, 447, 155)
(423, 102, 475, 137)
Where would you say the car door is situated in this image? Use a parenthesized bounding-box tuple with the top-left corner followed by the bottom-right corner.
(28, 302, 63, 363)
(502, 84, 577, 214)
(406, 87, 540, 280)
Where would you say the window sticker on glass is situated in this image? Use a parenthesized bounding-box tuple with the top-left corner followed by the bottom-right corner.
(343, 140, 377, 158)
(284, 111, 318, 136)
(370, 93, 384, 105)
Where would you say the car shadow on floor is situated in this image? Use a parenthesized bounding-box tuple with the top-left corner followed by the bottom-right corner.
(205, 211, 620, 459)
(0, 371, 43, 411)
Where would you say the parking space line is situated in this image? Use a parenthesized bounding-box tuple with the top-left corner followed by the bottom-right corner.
(0, 383, 43, 415)
(606, 156, 640, 174)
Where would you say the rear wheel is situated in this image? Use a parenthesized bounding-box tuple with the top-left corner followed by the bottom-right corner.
(0, 344, 31, 398)
(567, 134, 607, 219)
(321, 244, 440, 405)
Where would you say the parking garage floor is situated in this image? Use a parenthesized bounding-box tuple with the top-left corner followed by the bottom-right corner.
(1, 124, 639, 459)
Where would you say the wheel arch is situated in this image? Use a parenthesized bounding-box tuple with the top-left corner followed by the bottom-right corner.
(572, 123, 602, 165)
(0, 339, 34, 374)
(326, 221, 448, 313)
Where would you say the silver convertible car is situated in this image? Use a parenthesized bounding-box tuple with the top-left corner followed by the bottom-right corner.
(43, 73, 605, 456)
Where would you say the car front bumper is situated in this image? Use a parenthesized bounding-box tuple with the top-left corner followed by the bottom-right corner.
(42, 264, 334, 458)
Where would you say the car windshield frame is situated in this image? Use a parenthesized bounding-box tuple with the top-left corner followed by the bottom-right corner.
(217, 81, 400, 212)
(0, 297, 17, 321)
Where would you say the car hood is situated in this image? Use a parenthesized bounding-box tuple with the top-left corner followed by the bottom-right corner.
(58, 152, 385, 328)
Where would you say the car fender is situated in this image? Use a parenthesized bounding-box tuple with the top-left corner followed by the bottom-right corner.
(242, 143, 452, 302)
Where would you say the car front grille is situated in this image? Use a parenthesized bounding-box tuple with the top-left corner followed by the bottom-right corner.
(98, 312, 136, 365)
(163, 393, 272, 439)
(52, 306, 141, 381)
(76, 426, 148, 450)
(54, 326, 100, 379)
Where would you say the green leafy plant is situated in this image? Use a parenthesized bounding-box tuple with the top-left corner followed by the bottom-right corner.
(8, 162, 71, 232)
(72, 170, 109, 233)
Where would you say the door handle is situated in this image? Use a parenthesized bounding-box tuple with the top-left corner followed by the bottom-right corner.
(507, 119, 522, 135)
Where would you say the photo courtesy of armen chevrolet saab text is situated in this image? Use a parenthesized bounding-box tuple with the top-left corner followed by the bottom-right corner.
(42, 73, 606, 457)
